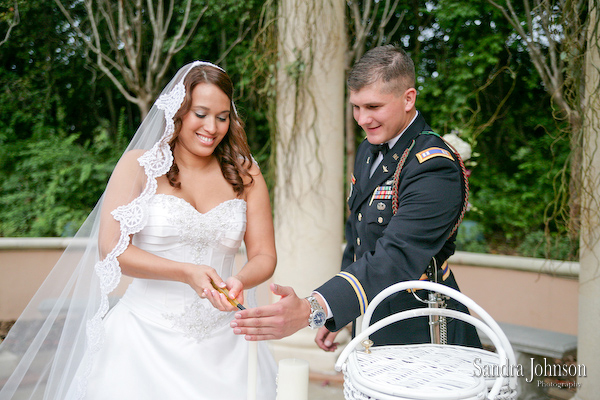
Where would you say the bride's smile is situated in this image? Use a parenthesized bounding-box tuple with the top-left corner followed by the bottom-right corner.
(197, 133, 215, 145)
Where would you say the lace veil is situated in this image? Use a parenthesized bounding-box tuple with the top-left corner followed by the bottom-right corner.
(0, 61, 242, 399)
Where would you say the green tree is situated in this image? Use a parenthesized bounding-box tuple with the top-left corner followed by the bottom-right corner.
(0, 1, 18, 46)
(405, 1, 574, 257)
(0, 0, 272, 237)
(342, 0, 575, 258)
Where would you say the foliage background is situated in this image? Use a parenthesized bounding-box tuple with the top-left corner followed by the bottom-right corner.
(0, 0, 576, 260)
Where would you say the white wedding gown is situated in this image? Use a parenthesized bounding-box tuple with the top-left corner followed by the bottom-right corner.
(83, 194, 277, 399)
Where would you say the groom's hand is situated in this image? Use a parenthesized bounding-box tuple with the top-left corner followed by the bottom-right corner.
(230, 283, 311, 340)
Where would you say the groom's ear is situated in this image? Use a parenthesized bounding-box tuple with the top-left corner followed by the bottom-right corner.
(403, 87, 417, 111)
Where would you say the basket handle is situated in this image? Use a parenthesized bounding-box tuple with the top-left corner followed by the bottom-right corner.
(361, 281, 515, 370)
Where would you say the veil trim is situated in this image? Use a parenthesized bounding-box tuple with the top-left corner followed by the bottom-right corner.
(73, 61, 217, 398)
(0, 60, 242, 400)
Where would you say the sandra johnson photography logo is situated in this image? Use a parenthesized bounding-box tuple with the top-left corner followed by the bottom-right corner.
(473, 358, 586, 386)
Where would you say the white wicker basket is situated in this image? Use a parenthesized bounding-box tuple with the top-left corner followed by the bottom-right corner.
(335, 281, 518, 400)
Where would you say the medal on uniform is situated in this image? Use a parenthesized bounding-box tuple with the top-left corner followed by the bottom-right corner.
(369, 185, 393, 205)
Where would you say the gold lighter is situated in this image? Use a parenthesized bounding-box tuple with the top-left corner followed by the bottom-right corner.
(210, 281, 246, 310)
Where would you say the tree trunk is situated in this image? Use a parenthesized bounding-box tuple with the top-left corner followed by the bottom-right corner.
(271, 0, 346, 373)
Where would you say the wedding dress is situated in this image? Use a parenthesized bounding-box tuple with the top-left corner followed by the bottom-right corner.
(0, 61, 278, 400)
(81, 194, 277, 399)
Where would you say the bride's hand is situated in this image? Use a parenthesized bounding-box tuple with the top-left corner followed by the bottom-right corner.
(184, 264, 242, 312)
(224, 276, 244, 306)
(184, 264, 227, 307)
(205, 276, 244, 312)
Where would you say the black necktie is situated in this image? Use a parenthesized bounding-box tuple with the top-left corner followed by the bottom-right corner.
(370, 143, 389, 157)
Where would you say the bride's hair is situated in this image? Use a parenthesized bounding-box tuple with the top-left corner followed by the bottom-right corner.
(167, 64, 254, 196)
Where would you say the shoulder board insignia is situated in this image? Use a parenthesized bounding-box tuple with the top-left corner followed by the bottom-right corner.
(416, 147, 454, 163)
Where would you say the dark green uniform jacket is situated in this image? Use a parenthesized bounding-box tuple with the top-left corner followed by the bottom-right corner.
(315, 113, 481, 347)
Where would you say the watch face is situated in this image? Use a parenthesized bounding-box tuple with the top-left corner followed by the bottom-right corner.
(313, 310, 327, 326)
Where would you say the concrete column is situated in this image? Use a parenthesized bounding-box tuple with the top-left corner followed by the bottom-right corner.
(574, 4, 600, 398)
(272, 0, 346, 372)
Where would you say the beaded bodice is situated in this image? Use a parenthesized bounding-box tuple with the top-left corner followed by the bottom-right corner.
(121, 194, 247, 342)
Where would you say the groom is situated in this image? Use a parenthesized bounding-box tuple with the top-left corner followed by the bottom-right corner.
(231, 45, 481, 349)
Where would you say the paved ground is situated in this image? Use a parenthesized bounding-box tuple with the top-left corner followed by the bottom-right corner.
(307, 372, 345, 400)
(309, 382, 345, 399)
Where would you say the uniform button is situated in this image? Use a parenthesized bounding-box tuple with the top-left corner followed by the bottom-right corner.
(378, 216, 384, 224)
(358, 212, 362, 221)
(357, 237, 361, 246)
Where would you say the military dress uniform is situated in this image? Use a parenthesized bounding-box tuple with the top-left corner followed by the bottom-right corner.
(315, 113, 481, 347)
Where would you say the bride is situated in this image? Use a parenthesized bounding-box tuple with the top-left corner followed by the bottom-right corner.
(0, 62, 277, 399)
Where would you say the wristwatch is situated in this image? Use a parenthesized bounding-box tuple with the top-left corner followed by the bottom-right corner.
(306, 296, 327, 329)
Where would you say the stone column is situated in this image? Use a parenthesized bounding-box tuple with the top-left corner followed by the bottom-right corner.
(575, 4, 600, 398)
(271, 0, 347, 372)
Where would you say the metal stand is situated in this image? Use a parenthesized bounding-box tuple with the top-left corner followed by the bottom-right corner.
(411, 258, 448, 345)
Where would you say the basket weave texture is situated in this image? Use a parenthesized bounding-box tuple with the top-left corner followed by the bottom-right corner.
(342, 344, 517, 400)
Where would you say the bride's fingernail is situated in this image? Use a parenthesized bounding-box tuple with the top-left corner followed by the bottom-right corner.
(230, 321, 238, 328)
(233, 328, 241, 334)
